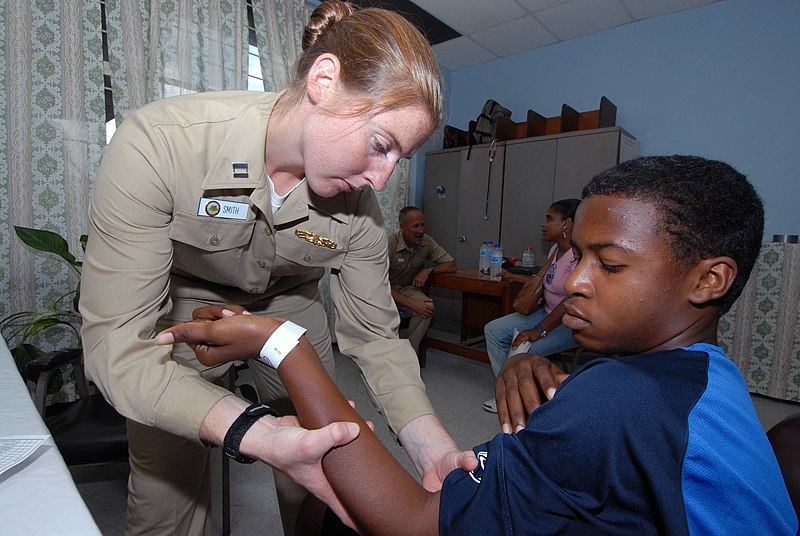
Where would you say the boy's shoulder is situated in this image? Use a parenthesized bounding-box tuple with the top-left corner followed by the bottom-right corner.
(562, 345, 715, 395)
(550, 344, 748, 429)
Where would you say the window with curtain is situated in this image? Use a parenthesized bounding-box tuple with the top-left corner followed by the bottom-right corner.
(1, 0, 411, 353)
(0, 1, 105, 348)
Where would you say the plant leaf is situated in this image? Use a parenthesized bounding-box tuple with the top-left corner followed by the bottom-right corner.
(28, 316, 71, 336)
(14, 226, 78, 266)
(10, 343, 44, 379)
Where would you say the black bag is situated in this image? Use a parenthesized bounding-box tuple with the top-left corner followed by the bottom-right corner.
(472, 99, 511, 145)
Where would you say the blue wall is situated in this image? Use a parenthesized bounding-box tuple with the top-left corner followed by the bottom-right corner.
(432, 0, 799, 237)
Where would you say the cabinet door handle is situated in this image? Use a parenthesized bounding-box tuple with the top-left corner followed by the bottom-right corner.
(457, 235, 466, 243)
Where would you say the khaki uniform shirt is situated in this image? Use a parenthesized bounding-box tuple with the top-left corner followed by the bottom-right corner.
(387, 232, 454, 287)
(80, 91, 433, 440)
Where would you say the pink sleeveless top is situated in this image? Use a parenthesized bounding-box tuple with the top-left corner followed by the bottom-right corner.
(542, 244, 577, 314)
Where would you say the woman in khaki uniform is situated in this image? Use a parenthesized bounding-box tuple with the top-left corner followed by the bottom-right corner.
(79, 2, 475, 534)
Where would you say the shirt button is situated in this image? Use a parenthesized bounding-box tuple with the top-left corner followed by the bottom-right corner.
(303, 254, 312, 263)
(257, 259, 267, 268)
(264, 228, 272, 236)
(209, 235, 220, 246)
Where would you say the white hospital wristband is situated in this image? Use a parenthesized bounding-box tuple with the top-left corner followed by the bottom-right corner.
(259, 320, 307, 369)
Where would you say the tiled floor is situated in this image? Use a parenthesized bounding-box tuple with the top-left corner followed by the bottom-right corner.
(74, 340, 800, 535)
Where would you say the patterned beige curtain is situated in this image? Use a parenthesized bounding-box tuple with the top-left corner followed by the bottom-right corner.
(104, 0, 250, 123)
(377, 159, 410, 236)
(718, 242, 800, 402)
(251, 0, 306, 92)
(0, 1, 106, 349)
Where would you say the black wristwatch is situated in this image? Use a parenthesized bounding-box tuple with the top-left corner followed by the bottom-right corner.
(223, 403, 280, 464)
(535, 323, 548, 338)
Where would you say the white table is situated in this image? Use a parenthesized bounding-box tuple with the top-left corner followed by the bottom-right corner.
(0, 337, 101, 535)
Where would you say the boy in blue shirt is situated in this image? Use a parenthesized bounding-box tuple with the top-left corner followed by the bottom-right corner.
(158, 155, 797, 534)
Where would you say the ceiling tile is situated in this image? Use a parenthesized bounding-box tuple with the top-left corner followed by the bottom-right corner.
(620, 0, 719, 21)
(516, 0, 576, 13)
(413, 0, 527, 34)
(472, 16, 558, 58)
(305, 0, 728, 72)
(432, 36, 498, 71)
(535, 0, 633, 41)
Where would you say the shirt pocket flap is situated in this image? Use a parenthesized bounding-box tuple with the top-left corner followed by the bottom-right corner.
(274, 231, 346, 269)
(170, 211, 255, 252)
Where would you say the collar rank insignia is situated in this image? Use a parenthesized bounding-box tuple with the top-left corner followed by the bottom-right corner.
(295, 229, 337, 249)
(232, 162, 249, 179)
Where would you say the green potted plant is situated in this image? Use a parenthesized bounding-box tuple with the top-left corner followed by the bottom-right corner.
(0, 226, 86, 381)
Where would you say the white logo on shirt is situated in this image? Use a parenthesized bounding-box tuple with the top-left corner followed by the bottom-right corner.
(469, 451, 488, 484)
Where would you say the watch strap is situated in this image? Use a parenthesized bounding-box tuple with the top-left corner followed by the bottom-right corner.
(535, 323, 548, 338)
(223, 403, 280, 464)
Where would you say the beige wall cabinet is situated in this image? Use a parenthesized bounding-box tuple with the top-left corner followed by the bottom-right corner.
(424, 126, 638, 268)
(422, 126, 637, 329)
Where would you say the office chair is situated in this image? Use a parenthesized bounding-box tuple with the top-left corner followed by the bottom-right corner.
(27, 348, 128, 466)
(26, 348, 236, 535)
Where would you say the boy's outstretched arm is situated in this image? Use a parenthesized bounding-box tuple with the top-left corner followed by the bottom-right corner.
(158, 315, 445, 535)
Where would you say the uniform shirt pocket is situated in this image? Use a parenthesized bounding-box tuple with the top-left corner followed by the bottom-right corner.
(170, 211, 255, 251)
(272, 230, 346, 277)
(170, 211, 256, 287)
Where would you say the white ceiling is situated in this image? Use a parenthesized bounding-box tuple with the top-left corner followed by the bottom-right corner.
(413, 0, 721, 71)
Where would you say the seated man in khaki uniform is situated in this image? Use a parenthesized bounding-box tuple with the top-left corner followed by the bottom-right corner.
(388, 206, 457, 354)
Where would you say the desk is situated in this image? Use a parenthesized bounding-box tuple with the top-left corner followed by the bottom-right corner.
(420, 269, 521, 364)
(0, 337, 101, 535)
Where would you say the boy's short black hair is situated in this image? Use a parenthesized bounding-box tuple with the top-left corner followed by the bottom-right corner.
(583, 155, 764, 313)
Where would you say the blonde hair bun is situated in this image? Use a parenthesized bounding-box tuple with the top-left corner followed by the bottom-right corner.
(278, 0, 443, 131)
(303, 1, 356, 51)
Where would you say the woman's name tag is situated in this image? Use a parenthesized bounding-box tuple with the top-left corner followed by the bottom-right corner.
(197, 197, 249, 220)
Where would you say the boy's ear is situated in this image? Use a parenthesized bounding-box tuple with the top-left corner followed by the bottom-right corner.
(687, 256, 738, 306)
(306, 53, 340, 105)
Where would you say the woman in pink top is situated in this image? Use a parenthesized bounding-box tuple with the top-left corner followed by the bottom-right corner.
(483, 199, 580, 413)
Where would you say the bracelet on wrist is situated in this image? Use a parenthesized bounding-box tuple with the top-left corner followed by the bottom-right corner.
(259, 320, 307, 368)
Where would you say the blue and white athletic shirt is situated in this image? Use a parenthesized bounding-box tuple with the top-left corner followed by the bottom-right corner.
(440, 344, 797, 535)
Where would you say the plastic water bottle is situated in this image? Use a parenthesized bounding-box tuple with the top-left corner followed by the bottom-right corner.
(521, 246, 536, 268)
(479, 241, 491, 274)
(490, 243, 503, 279)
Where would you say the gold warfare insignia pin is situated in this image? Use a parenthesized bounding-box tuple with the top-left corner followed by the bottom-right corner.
(295, 229, 337, 249)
